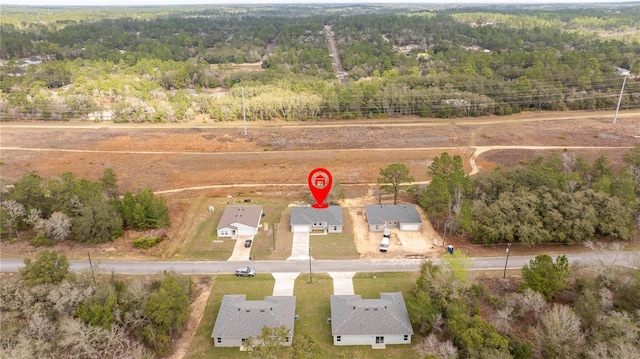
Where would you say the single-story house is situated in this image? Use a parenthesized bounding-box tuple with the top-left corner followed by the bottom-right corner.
(217, 205, 263, 238)
(365, 205, 422, 232)
(211, 295, 296, 347)
(289, 205, 343, 233)
(330, 292, 413, 347)
(87, 111, 114, 121)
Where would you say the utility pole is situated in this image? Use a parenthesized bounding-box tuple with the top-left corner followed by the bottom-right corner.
(87, 249, 97, 286)
(503, 243, 511, 279)
(242, 87, 247, 135)
(308, 247, 313, 284)
(613, 74, 628, 124)
(272, 223, 276, 250)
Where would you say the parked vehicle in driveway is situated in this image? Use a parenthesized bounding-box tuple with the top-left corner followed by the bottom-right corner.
(380, 228, 391, 252)
(244, 239, 252, 247)
(379, 236, 390, 252)
(235, 267, 255, 277)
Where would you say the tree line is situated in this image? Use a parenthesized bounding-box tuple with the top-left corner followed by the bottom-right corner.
(421, 146, 640, 244)
(1, 250, 193, 358)
(0, 169, 170, 245)
(408, 252, 640, 358)
(383, 145, 640, 245)
(1, 4, 639, 122)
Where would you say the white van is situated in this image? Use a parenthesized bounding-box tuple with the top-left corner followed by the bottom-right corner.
(380, 236, 390, 252)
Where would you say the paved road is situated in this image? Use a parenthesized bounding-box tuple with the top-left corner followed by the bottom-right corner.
(1, 251, 637, 275)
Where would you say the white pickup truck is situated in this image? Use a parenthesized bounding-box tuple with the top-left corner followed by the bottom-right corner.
(379, 228, 391, 252)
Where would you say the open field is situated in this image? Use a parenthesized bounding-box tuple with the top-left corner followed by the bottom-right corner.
(1, 109, 639, 260)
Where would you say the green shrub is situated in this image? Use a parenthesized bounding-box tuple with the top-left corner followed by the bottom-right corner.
(32, 233, 56, 247)
(133, 236, 162, 249)
(488, 295, 504, 309)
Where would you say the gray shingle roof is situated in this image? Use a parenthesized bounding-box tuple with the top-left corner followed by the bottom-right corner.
(330, 292, 414, 336)
(365, 205, 421, 225)
(289, 206, 343, 226)
(217, 205, 263, 230)
(211, 295, 296, 338)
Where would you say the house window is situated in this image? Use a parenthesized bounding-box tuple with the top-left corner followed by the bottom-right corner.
(376, 336, 384, 344)
(337, 336, 341, 342)
(333, 226, 337, 231)
(285, 337, 290, 342)
(404, 335, 409, 341)
(217, 338, 221, 343)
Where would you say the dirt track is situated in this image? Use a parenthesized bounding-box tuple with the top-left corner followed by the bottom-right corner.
(2, 110, 638, 192)
(1, 109, 639, 258)
(2, 110, 639, 359)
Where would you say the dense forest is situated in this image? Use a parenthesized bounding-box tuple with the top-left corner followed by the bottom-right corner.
(0, 251, 194, 358)
(1, 4, 639, 122)
(419, 144, 640, 245)
(408, 253, 640, 358)
(0, 169, 169, 246)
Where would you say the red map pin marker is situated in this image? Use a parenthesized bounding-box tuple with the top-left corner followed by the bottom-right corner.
(308, 168, 332, 209)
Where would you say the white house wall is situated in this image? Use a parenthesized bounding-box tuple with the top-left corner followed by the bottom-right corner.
(214, 337, 244, 347)
(232, 222, 259, 236)
(217, 227, 235, 238)
(328, 225, 343, 233)
(333, 334, 411, 346)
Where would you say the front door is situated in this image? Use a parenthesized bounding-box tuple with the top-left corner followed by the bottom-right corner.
(375, 336, 384, 344)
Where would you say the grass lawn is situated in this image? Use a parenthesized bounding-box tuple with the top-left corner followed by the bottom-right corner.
(177, 198, 289, 261)
(250, 202, 290, 260)
(177, 197, 235, 260)
(352, 271, 419, 298)
(309, 208, 359, 259)
(186, 272, 423, 359)
(269, 206, 295, 259)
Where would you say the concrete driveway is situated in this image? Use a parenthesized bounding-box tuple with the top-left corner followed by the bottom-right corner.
(287, 232, 312, 260)
(329, 272, 355, 295)
(272, 272, 300, 296)
(227, 236, 253, 261)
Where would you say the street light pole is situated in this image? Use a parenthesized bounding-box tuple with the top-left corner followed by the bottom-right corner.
(503, 243, 511, 279)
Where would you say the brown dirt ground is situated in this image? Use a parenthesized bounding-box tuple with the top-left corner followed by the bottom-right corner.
(2, 110, 639, 359)
(1, 109, 639, 261)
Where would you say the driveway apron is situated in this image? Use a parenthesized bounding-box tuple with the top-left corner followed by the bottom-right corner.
(287, 232, 312, 260)
(272, 272, 300, 296)
(329, 272, 356, 295)
(227, 235, 253, 261)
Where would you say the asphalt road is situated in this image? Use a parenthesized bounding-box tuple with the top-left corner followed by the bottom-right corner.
(1, 251, 637, 275)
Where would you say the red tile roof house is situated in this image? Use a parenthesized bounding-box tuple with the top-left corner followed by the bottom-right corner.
(217, 205, 263, 239)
